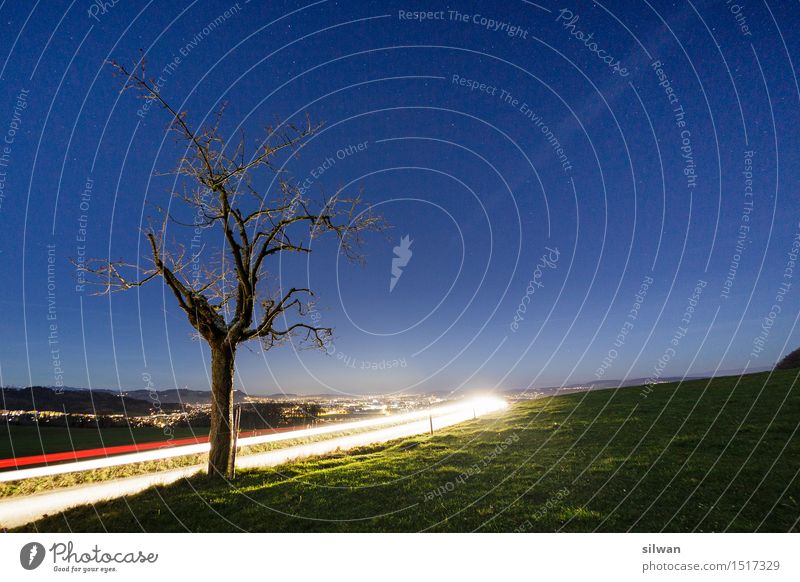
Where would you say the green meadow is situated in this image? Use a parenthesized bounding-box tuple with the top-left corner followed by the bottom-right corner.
(11, 370, 800, 532)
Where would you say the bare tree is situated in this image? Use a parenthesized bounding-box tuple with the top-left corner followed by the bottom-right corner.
(87, 60, 381, 478)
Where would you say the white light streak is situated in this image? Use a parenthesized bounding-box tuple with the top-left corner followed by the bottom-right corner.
(0, 397, 507, 528)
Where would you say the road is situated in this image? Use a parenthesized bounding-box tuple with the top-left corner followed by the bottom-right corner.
(0, 397, 507, 529)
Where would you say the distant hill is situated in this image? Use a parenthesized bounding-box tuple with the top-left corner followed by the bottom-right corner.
(0, 386, 256, 414)
(122, 388, 218, 405)
(5, 366, 772, 408)
(504, 367, 774, 396)
(0, 386, 181, 416)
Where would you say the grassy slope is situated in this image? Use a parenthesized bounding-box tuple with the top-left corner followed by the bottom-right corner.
(12, 370, 800, 533)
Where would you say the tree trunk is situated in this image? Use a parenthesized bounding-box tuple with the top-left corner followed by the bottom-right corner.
(208, 342, 236, 478)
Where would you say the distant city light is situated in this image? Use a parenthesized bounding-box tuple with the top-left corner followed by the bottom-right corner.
(0, 396, 508, 483)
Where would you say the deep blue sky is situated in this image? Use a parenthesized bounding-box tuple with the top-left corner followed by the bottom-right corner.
(1, 1, 799, 396)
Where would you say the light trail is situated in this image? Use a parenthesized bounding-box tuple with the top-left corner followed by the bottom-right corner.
(0, 397, 506, 483)
(0, 425, 311, 469)
(0, 397, 508, 528)
(0, 435, 208, 469)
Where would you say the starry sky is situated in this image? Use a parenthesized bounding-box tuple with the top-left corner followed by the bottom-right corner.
(1, 1, 799, 396)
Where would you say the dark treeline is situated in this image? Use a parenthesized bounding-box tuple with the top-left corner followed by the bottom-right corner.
(775, 347, 800, 370)
(236, 402, 324, 430)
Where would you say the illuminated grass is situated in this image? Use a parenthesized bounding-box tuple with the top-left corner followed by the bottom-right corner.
(10, 370, 800, 532)
(0, 420, 412, 498)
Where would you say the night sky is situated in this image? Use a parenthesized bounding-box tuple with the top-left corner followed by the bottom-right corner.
(1, 1, 799, 396)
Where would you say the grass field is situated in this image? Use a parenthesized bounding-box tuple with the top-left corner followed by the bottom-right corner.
(0, 418, 418, 498)
(0, 425, 204, 459)
(11, 370, 800, 532)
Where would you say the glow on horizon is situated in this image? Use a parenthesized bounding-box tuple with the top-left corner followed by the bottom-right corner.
(0, 396, 508, 483)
